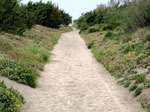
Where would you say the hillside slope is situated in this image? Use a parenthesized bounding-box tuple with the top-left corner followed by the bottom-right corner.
(80, 28, 150, 111)
(0, 25, 72, 112)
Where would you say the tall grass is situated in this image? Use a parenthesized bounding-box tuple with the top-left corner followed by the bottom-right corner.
(19, 45, 49, 63)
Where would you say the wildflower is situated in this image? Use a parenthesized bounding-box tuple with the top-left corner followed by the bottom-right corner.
(15, 103, 21, 108)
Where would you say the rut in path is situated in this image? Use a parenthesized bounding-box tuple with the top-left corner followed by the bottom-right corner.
(0, 29, 145, 112)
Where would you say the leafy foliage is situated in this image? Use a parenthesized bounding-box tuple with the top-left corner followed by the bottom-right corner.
(76, 6, 122, 32)
(0, 81, 24, 112)
(134, 87, 142, 97)
(76, 0, 150, 32)
(26, 1, 72, 28)
(129, 84, 137, 91)
(0, 59, 37, 87)
(0, 0, 28, 35)
(125, 0, 150, 31)
(0, 0, 72, 35)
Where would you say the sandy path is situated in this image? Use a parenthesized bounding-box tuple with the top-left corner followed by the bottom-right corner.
(0, 29, 145, 112)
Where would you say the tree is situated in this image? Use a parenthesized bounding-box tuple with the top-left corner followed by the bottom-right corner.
(0, 0, 28, 35)
(0, 0, 72, 35)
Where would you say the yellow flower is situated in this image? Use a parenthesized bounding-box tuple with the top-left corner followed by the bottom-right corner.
(6, 91, 10, 95)
(11, 97, 14, 100)
(15, 103, 21, 108)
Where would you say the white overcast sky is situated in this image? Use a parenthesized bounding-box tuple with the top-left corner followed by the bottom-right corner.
(22, 0, 109, 20)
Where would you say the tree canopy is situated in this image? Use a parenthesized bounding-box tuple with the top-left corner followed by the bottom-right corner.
(0, 0, 72, 35)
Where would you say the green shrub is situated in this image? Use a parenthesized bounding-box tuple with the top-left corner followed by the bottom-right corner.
(124, 80, 131, 88)
(146, 33, 150, 41)
(114, 74, 122, 79)
(134, 87, 142, 97)
(102, 24, 114, 31)
(0, 81, 24, 112)
(128, 84, 137, 91)
(124, 46, 133, 53)
(135, 74, 146, 84)
(125, 0, 150, 31)
(0, 0, 72, 35)
(87, 25, 100, 33)
(80, 21, 88, 32)
(117, 80, 124, 85)
(103, 31, 114, 41)
(115, 26, 124, 33)
(0, 0, 28, 35)
(0, 59, 37, 87)
(143, 81, 150, 88)
(88, 27, 99, 33)
(105, 32, 113, 37)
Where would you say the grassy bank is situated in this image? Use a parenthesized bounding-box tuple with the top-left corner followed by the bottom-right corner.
(0, 25, 72, 112)
(81, 27, 150, 111)
(0, 25, 72, 87)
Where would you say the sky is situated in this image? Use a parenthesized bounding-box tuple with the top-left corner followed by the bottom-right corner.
(22, 0, 109, 20)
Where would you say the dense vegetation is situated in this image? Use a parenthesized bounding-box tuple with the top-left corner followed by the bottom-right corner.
(0, 0, 72, 35)
(76, 0, 150, 111)
(0, 81, 25, 112)
(0, 25, 72, 87)
(76, 0, 150, 32)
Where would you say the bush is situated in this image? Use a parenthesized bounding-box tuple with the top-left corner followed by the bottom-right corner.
(87, 25, 100, 33)
(102, 24, 114, 31)
(0, 81, 24, 112)
(105, 31, 113, 37)
(103, 31, 114, 41)
(88, 27, 99, 33)
(117, 80, 124, 85)
(80, 21, 88, 32)
(128, 84, 137, 91)
(124, 80, 131, 88)
(0, 0, 72, 35)
(115, 26, 124, 33)
(0, 59, 37, 87)
(146, 33, 150, 41)
(125, 0, 150, 31)
(135, 74, 146, 84)
(27, 1, 72, 28)
(75, 7, 122, 32)
(0, 0, 28, 35)
(134, 87, 142, 97)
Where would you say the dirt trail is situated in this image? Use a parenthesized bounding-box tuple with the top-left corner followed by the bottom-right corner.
(0, 29, 145, 112)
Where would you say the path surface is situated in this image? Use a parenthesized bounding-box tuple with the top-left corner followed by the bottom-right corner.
(0, 29, 145, 112)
